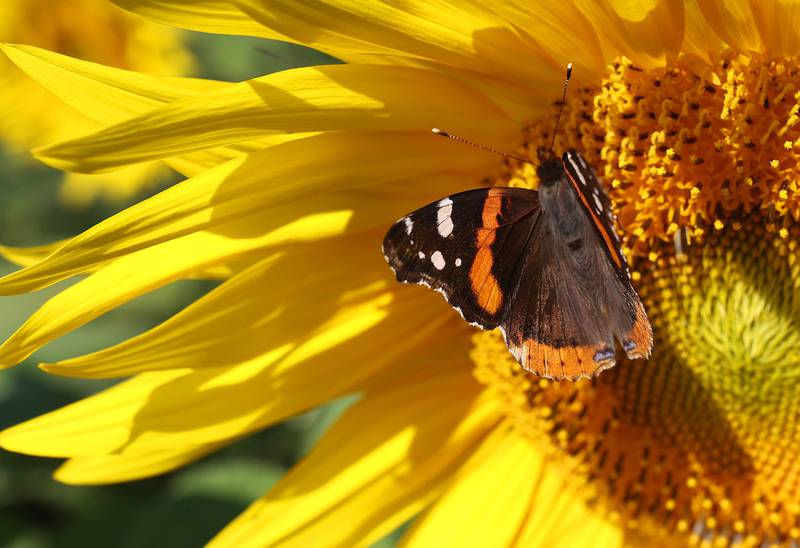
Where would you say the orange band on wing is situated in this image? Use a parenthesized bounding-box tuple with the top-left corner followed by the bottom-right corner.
(624, 303, 654, 359)
(469, 190, 504, 315)
(513, 339, 618, 380)
(564, 171, 623, 270)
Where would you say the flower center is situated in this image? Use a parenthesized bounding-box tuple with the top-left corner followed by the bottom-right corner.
(509, 53, 800, 258)
(472, 56, 800, 544)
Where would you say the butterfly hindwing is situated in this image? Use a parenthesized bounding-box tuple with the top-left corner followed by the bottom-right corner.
(382, 187, 540, 329)
(501, 203, 643, 378)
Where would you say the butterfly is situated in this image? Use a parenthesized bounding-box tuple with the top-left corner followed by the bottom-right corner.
(381, 67, 652, 380)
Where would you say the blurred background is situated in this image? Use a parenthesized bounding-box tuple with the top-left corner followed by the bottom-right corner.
(0, 5, 392, 546)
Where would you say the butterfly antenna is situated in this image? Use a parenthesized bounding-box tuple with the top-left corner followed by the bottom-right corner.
(431, 128, 537, 166)
(549, 63, 573, 157)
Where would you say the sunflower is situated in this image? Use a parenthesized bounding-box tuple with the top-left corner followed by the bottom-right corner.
(0, 0, 194, 205)
(2, 1, 800, 546)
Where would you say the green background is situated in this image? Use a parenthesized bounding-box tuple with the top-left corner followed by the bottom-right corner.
(0, 33, 402, 547)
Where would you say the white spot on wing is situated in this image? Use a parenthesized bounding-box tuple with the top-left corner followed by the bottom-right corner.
(566, 153, 589, 187)
(431, 250, 446, 270)
(403, 217, 413, 235)
(418, 251, 426, 259)
(437, 198, 454, 238)
(592, 192, 604, 211)
(455, 258, 462, 267)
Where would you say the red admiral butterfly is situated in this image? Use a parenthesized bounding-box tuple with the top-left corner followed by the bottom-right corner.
(382, 65, 653, 380)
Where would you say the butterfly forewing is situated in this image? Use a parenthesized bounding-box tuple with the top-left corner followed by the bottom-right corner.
(382, 187, 540, 329)
(561, 151, 652, 360)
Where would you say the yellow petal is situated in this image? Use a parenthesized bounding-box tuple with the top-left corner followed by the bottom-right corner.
(487, 2, 607, 82)
(679, 0, 727, 69)
(235, 0, 567, 90)
(113, 0, 271, 38)
(0, 240, 66, 268)
(0, 43, 292, 177)
(60, 162, 170, 206)
(513, 464, 623, 547)
(0, 131, 493, 295)
(210, 372, 502, 547)
(0, 296, 467, 483)
(0, 370, 187, 457)
(0, 43, 224, 127)
(576, 0, 685, 68)
(401, 423, 541, 548)
(695, 0, 762, 53)
(750, 0, 800, 56)
(405, 423, 623, 548)
(55, 444, 222, 485)
(35, 64, 515, 173)
(37, 236, 446, 378)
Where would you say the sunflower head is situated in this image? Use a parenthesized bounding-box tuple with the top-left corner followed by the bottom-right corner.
(3, 1, 800, 546)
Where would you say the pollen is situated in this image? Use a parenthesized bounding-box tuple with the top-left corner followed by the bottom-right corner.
(470, 214, 800, 544)
(505, 55, 800, 258)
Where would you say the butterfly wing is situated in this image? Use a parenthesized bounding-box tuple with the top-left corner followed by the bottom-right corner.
(382, 187, 541, 329)
(561, 150, 653, 362)
(501, 213, 649, 379)
(384, 168, 652, 381)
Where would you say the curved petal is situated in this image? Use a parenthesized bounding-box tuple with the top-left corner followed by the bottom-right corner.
(235, 0, 568, 89)
(576, 0, 685, 68)
(0, 43, 224, 125)
(36, 236, 438, 378)
(404, 423, 623, 548)
(0, 131, 495, 295)
(0, 43, 288, 176)
(750, 0, 800, 57)
(112, 0, 270, 38)
(0, 240, 67, 268)
(486, 1, 608, 82)
(695, 0, 762, 54)
(54, 444, 223, 485)
(401, 422, 542, 547)
(210, 371, 502, 547)
(34, 64, 516, 173)
(680, 0, 727, 66)
(0, 303, 471, 483)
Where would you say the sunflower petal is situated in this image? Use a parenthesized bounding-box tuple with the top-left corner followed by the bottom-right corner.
(1, 43, 224, 126)
(695, 0, 762, 54)
(0, 370, 187, 456)
(401, 423, 541, 547)
(575, 0, 685, 68)
(235, 0, 567, 88)
(750, 1, 800, 56)
(0, 43, 287, 176)
(112, 0, 270, 38)
(0, 295, 466, 483)
(487, 2, 607, 81)
(0, 240, 66, 268)
(678, 0, 726, 70)
(0, 131, 493, 296)
(0, 219, 354, 368)
(36, 237, 423, 377)
(210, 371, 502, 547)
(34, 64, 516, 173)
(54, 444, 223, 485)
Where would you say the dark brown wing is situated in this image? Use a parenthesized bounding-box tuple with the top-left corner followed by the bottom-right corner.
(560, 150, 653, 365)
(382, 187, 540, 329)
(501, 213, 649, 379)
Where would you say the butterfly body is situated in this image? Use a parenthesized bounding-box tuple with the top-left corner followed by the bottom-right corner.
(383, 151, 652, 380)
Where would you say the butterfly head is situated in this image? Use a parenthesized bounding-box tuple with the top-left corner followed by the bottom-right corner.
(537, 157, 564, 187)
